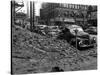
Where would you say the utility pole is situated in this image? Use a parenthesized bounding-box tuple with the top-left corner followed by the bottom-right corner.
(30, 1, 33, 31)
(74, 29, 78, 49)
(11, 0, 15, 26)
(33, 1, 35, 28)
(30, 1, 35, 32)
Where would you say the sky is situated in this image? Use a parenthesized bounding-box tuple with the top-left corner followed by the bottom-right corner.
(34, 1, 42, 16)
(15, 0, 42, 16)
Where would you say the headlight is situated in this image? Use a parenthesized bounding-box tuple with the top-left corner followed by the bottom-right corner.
(92, 37, 96, 43)
(93, 37, 96, 41)
(79, 40, 83, 45)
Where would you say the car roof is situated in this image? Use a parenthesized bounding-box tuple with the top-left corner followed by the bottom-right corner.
(66, 25, 82, 29)
(89, 26, 97, 29)
(36, 24, 47, 26)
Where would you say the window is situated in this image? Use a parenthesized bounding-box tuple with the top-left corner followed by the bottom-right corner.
(72, 4, 74, 8)
(66, 4, 68, 8)
(84, 6, 87, 10)
(69, 4, 72, 8)
(77, 5, 79, 9)
(60, 3, 63, 7)
(63, 4, 65, 7)
(75, 5, 77, 9)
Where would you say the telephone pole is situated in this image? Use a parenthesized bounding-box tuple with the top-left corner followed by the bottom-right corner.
(74, 29, 78, 49)
(30, 1, 35, 32)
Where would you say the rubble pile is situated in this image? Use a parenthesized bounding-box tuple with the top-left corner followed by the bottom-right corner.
(12, 26, 97, 74)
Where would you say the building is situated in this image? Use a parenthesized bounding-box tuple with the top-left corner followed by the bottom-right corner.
(87, 6, 97, 26)
(40, 3, 97, 26)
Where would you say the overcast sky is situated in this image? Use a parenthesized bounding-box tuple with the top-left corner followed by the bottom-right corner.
(34, 1, 42, 16)
(15, 0, 42, 16)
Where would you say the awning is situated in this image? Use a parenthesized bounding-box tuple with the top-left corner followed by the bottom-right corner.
(50, 17, 75, 22)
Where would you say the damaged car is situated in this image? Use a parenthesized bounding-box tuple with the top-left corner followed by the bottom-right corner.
(57, 25, 97, 50)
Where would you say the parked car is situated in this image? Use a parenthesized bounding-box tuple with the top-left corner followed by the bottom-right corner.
(35, 25, 47, 35)
(58, 25, 97, 50)
(35, 25, 47, 30)
(46, 26, 61, 37)
(84, 26, 97, 35)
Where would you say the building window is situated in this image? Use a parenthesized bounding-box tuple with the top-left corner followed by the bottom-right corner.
(69, 4, 72, 8)
(81, 5, 84, 10)
(60, 3, 62, 7)
(83, 5, 85, 9)
(84, 6, 86, 10)
(68, 4, 70, 8)
(75, 5, 77, 9)
(77, 5, 79, 9)
(71, 4, 73, 8)
(63, 3, 65, 7)
(66, 4, 68, 8)
(72, 4, 74, 8)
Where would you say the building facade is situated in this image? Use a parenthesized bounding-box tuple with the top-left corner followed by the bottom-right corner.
(40, 3, 97, 26)
(87, 6, 97, 26)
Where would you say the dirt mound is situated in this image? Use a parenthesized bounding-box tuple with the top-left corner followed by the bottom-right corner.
(12, 26, 97, 74)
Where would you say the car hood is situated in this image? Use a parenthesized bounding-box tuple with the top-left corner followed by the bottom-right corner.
(71, 31, 89, 36)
